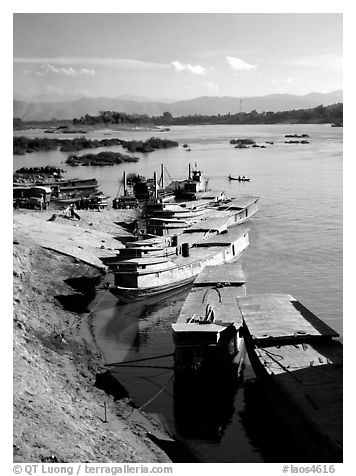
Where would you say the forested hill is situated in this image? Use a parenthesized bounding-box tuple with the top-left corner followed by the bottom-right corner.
(71, 103, 343, 126)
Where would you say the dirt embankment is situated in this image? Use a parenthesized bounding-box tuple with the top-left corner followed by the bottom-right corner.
(13, 209, 171, 463)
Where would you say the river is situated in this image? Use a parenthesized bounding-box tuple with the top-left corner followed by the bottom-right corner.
(13, 123, 343, 462)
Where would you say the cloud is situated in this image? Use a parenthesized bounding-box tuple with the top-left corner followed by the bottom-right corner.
(45, 85, 64, 94)
(171, 61, 207, 75)
(283, 54, 342, 70)
(205, 81, 219, 93)
(14, 56, 168, 70)
(226, 56, 257, 71)
(270, 77, 295, 85)
(21, 64, 96, 76)
(40, 64, 96, 76)
(268, 54, 342, 70)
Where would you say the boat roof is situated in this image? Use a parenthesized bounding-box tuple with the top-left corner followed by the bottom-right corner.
(117, 256, 171, 266)
(125, 237, 169, 247)
(148, 217, 189, 224)
(195, 225, 249, 246)
(115, 241, 244, 274)
(178, 232, 208, 247)
(172, 322, 233, 333)
(185, 216, 228, 233)
(238, 293, 339, 345)
(218, 195, 259, 210)
(195, 190, 225, 200)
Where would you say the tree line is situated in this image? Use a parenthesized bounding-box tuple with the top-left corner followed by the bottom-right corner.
(72, 103, 343, 126)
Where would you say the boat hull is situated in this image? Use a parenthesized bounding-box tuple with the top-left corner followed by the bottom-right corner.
(109, 275, 195, 303)
(245, 342, 342, 462)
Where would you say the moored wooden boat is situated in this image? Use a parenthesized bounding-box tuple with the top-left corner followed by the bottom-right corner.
(109, 225, 249, 303)
(238, 293, 342, 462)
(146, 195, 259, 236)
(14, 177, 98, 195)
(172, 263, 247, 374)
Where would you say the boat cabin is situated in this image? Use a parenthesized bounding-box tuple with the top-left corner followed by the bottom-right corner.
(13, 185, 52, 210)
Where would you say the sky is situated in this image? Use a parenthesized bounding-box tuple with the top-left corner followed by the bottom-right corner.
(13, 13, 342, 101)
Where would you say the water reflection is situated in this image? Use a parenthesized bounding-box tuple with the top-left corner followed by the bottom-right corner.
(173, 364, 240, 442)
(239, 380, 310, 463)
(93, 291, 264, 462)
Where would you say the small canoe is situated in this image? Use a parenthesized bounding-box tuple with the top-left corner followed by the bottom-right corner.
(228, 175, 250, 182)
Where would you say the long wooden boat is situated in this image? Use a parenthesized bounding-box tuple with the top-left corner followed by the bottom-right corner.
(238, 293, 342, 462)
(172, 263, 247, 374)
(14, 177, 98, 194)
(146, 195, 259, 236)
(109, 226, 249, 303)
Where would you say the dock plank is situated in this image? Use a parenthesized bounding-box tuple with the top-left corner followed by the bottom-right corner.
(238, 294, 339, 344)
(194, 263, 246, 285)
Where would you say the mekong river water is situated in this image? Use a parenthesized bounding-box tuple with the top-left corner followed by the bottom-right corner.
(14, 124, 342, 462)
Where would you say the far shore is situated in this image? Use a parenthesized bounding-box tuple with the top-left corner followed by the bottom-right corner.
(13, 123, 163, 133)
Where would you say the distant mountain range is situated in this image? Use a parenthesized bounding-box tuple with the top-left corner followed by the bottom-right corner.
(13, 90, 343, 121)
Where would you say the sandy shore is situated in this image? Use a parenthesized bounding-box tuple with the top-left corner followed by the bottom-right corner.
(13, 207, 172, 463)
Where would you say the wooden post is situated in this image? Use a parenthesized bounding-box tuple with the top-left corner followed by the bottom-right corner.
(188, 163, 191, 180)
(153, 172, 158, 200)
(161, 164, 164, 188)
(123, 171, 127, 196)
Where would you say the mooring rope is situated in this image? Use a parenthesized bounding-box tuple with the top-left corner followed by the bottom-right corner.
(138, 375, 173, 411)
(124, 374, 174, 423)
(104, 352, 174, 367)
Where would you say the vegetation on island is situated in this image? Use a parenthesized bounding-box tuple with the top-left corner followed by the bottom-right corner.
(121, 137, 178, 153)
(66, 151, 139, 166)
(13, 136, 179, 156)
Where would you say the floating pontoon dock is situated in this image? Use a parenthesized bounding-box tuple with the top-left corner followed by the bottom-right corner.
(238, 293, 342, 462)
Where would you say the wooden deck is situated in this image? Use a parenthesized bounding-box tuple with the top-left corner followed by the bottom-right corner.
(195, 225, 250, 247)
(174, 264, 246, 328)
(172, 264, 247, 371)
(239, 293, 342, 462)
(218, 195, 259, 210)
(194, 262, 246, 286)
(238, 293, 339, 345)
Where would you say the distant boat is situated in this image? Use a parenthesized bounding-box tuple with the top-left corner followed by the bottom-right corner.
(228, 175, 250, 182)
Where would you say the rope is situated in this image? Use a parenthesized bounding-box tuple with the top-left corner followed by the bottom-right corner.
(109, 364, 173, 370)
(202, 287, 222, 303)
(138, 375, 173, 411)
(104, 352, 174, 367)
(257, 347, 304, 384)
(164, 165, 173, 184)
(124, 374, 173, 423)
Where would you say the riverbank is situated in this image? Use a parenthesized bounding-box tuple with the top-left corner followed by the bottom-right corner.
(13, 208, 172, 463)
